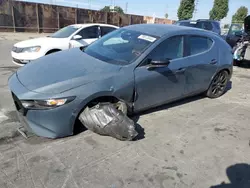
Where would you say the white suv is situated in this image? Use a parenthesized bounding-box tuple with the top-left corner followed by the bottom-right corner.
(11, 23, 119, 66)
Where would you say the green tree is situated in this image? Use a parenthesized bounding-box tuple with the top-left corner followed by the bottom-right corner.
(100, 6, 124, 14)
(165, 13, 169, 19)
(232, 6, 248, 23)
(177, 0, 195, 20)
(209, 0, 229, 21)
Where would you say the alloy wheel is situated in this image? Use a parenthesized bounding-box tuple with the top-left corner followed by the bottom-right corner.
(210, 71, 228, 97)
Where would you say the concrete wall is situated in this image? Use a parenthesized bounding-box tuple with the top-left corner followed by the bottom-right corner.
(0, 0, 174, 33)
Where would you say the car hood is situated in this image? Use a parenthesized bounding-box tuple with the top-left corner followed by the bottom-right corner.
(14, 37, 67, 48)
(16, 48, 122, 94)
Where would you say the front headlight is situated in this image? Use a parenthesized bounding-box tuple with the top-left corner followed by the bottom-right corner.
(21, 97, 75, 110)
(22, 46, 41, 53)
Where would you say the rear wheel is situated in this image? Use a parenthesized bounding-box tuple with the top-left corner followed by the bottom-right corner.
(206, 70, 229, 98)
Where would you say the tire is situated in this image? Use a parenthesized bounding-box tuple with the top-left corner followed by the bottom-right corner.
(206, 70, 229, 99)
(233, 60, 241, 66)
(46, 50, 60, 55)
(113, 101, 128, 115)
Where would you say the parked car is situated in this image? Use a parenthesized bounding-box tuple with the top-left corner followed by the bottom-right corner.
(175, 19, 221, 35)
(225, 23, 244, 48)
(229, 15, 250, 65)
(8, 24, 233, 139)
(11, 23, 119, 66)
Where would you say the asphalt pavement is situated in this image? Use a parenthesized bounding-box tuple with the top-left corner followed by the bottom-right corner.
(0, 32, 250, 188)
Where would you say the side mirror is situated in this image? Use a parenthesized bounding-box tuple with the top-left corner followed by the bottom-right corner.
(147, 59, 171, 70)
(72, 35, 82, 40)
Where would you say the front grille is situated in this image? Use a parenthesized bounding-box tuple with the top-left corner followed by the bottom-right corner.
(11, 92, 27, 115)
(12, 47, 23, 53)
(13, 58, 26, 65)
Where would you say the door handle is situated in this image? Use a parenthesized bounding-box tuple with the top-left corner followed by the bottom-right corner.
(210, 59, 217, 65)
(175, 68, 185, 73)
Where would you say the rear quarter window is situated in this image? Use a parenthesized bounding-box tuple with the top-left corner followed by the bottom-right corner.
(188, 36, 213, 56)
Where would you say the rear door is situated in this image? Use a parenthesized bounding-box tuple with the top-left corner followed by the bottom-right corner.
(182, 35, 218, 95)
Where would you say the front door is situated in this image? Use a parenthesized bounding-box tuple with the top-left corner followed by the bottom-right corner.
(134, 36, 186, 111)
(182, 35, 219, 95)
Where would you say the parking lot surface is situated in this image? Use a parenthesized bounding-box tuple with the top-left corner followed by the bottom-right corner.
(0, 32, 250, 188)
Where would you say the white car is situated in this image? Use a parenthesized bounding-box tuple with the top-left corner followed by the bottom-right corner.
(11, 23, 119, 66)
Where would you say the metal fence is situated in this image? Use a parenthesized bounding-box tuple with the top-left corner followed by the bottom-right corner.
(0, 0, 174, 33)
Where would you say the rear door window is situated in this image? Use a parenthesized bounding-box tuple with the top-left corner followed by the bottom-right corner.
(77, 26, 99, 39)
(101, 26, 117, 36)
(187, 36, 213, 56)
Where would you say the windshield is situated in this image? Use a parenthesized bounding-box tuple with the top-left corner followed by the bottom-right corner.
(84, 29, 158, 65)
(228, 24, 243, 35)
(50, 26, 79, 38)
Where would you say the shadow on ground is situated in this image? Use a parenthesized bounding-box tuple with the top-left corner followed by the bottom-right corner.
(211, 163, 250, 188)
(236, 60, 250, 69)
(131, 81, 232, 140)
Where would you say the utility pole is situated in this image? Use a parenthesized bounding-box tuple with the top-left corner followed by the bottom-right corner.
(88, 0, 91, 9)
(193, 0, 199, 19)
(125, 2, 128, 13)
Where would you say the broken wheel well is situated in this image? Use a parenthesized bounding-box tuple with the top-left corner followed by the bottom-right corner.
(73, 96, 125, 134)
(85, 96, 120, 108)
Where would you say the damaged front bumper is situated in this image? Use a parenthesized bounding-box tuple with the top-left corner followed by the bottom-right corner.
(8, 74, 79, 139)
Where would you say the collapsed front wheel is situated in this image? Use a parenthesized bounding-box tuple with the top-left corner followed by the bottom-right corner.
(206, 70, 229, 98)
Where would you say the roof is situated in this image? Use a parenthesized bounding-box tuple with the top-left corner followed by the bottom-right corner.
(70, 23, 119, 28)
(123, 24, 200, 37)
(176, 20, 196, 22)
(177, 19, 220, 23)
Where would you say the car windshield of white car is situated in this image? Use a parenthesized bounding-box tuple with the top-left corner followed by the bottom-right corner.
(50, 26, 79, 38)
(83, 29, 158, 65)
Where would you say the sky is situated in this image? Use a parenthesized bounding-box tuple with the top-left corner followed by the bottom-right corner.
(18, 0, 250, 24)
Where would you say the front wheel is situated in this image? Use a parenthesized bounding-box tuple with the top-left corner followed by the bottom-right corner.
(206, 70, 229, 98)
(233, 60, 241, 66)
